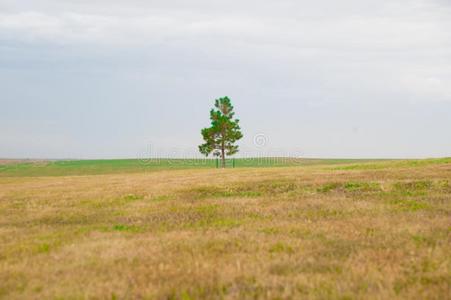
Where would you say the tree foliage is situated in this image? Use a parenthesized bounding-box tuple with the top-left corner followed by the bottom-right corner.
(199, 97, 243, 167)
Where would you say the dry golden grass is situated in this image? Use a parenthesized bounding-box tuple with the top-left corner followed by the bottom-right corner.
(0, 161, 450, 299)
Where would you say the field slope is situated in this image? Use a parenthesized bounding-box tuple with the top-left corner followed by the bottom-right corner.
(0, 158, 390, 177)
(0, 158, 450, 299)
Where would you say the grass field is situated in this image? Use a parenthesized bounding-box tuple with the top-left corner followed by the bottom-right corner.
(0, 158, 450, 299)
(0, 158, 389, 177)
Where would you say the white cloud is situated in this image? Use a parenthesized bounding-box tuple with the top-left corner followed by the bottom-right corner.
(1, 0, 450, 50)
(1, 5, 450, 101)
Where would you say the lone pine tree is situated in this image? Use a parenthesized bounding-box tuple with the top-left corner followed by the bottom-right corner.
(199, 97, 243, 168)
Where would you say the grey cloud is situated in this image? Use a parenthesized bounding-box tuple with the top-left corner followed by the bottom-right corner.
(0, 0, 450, 158)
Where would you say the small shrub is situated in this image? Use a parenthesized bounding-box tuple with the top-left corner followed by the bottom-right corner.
(269, 242, 294, 254)
(388, 199, 431, 212)
(316, 183, 341, 193)
(112, 224, 143, 232)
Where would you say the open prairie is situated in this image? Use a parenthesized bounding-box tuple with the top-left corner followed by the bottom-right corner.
(0, 158, 450, 299)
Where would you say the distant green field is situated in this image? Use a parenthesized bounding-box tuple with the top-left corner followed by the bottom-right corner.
(0, 157, 448, 177)
(0, 158, 394, 177)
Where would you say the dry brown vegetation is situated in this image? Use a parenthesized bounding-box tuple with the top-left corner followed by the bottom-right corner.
(0, 160, 450, 299)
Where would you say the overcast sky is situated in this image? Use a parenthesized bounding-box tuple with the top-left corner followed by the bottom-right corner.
(1, 0, 450, 159)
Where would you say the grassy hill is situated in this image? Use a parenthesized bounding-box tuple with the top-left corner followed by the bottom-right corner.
(0, 158, 449, 298)
(0, 157, 393, 177)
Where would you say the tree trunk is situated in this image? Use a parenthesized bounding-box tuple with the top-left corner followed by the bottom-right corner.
(221, 146, 226, 168)
(221, 128, 226, 168)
